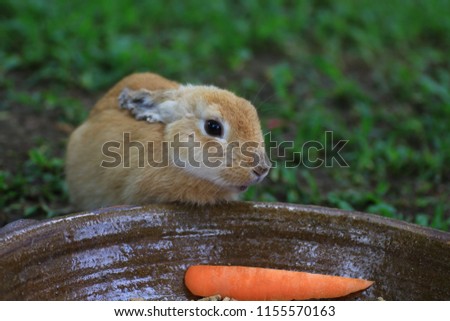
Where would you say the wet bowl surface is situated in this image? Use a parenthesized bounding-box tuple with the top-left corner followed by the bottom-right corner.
(1, 202, 449, 300)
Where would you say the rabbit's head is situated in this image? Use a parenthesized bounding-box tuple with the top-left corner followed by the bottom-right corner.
(119, 85, 270, 194)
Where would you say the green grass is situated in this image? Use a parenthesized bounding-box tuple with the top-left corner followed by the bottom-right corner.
(0, 147, 67, 218)
(0, 0, 449, 230)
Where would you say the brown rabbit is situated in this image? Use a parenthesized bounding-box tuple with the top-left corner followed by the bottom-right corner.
(66, 72, 270, 210)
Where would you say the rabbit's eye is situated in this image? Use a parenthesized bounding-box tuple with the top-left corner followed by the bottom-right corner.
(204, 119, 223, 137)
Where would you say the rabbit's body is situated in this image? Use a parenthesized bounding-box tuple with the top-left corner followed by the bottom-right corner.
(66, 73, 270, 210)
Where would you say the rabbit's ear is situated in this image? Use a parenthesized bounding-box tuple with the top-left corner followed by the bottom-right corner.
(118, 88, 184, 124)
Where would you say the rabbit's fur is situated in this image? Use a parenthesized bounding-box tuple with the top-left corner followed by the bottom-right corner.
(66, 73, 270, 210)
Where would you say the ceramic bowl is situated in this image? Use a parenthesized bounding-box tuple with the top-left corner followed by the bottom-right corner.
(1, 202, 449, 300)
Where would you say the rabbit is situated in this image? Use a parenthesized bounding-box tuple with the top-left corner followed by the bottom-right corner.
(65, 72, 270, 210)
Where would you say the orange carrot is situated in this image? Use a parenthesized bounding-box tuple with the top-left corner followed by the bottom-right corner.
(185, 265, 373, 300)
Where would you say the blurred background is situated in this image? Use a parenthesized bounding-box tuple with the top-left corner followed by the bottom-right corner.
(0, 0, 449, 230)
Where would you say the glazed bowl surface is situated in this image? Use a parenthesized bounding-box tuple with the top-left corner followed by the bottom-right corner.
(1, 202, 449, 300)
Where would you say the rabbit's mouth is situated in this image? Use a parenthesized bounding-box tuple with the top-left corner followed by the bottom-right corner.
(227, 185, 249, 193)
(229, 177, 265, 192)
(238, 185, 249, 192)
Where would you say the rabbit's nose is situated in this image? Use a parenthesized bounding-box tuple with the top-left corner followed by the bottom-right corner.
(252, 153, 271, 178)
(252, 164, 270, 178)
